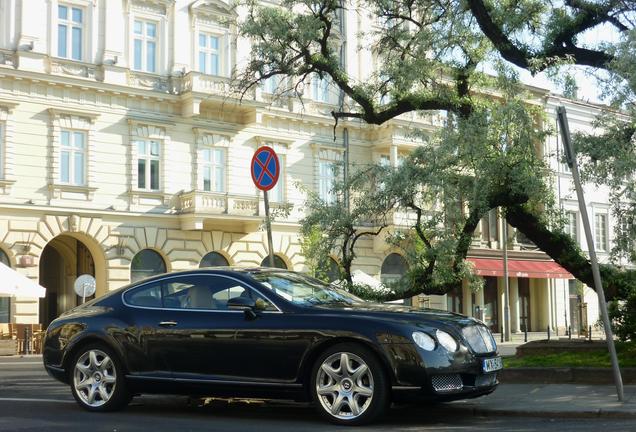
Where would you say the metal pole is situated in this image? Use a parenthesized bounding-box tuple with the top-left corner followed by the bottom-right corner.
(502, 214, 511, 342)
(557, 106, 624, 401)
(263, 190, 275, 268)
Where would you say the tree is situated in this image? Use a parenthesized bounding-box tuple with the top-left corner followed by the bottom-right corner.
(237, 0, 636, 305)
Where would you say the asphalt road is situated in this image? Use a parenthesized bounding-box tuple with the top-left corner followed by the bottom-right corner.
(0, 356, 634, 432)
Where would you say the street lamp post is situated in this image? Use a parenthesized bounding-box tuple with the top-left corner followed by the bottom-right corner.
(556, 106, 624, 402)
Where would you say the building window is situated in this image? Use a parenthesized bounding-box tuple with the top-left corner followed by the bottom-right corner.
(318, 160, 336, 203)
(594, 213, 608, 251)
(260, 255, 287, 269)
(136, 140, 160, 190)
(58, 4, 83, 61)
(381, 253, 408, 284)
(200, 251, 229, 268)
(565, 211, 578, 241)
(198, 32, 221, 75)
(60, 130, 86, 185)
(130, 249, 166, 283)
(311, 75, 329, 103)
(201, 147, 225, 192)
(133, 19, 157, 73)
(269, 154, 285, 202)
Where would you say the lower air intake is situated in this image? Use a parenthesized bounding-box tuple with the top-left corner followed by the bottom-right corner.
(431, 374, 463, 393)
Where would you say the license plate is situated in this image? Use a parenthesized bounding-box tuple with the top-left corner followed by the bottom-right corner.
(482, 356, 503, 373)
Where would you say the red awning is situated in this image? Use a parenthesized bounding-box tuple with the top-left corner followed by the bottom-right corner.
(467, 258, 574, 279)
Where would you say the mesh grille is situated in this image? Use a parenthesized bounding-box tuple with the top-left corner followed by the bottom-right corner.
(475, 373, 497, 387)
(431, 374, 463, 393)
(462, 325, 497, 354)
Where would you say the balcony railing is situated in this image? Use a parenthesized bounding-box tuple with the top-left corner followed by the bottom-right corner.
(178, 191, 260, 217)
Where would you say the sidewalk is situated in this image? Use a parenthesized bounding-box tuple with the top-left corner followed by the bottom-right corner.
(443, 383, 636, 419)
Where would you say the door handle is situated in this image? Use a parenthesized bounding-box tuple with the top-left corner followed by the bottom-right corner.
(159, 321, 178, 327)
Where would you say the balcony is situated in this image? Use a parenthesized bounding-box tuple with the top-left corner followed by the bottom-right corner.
(177, 190, 262, 231)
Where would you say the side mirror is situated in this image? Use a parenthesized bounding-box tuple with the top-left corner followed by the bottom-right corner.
(227, 297, 257, 319)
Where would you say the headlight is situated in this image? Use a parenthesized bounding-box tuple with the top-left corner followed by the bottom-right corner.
(436, 329, 458, 352)
(412, 331, 435, 351)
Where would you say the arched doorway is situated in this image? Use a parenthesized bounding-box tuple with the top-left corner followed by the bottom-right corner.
(200, 251, 229, 268)
(260, 255, 287, 269)
(39, 235, 97, 328)
(131, 249, 166, 283)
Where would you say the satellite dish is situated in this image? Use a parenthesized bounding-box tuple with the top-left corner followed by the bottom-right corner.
(74, 274, 96, 301)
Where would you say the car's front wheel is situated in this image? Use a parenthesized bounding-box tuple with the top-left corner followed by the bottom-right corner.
(70, 344, 130, 412)
(310, 343, 389, 425)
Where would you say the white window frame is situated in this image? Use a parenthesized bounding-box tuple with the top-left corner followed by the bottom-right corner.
(57, 3, 85, 61)
(201, 147, 226, 193)
(269, 153, 285, 203)
(594, 212, 609, 252)
(59, 129, 87, 186)
(197, 31, 224, 76)
(565, 210, 578, 242)
(311, 74, 330, 103)
(49, 0, 95, 63)
(132, 18, 158, 73)
(314, 146, 343, 204)
(135, 139, 161, 191)
(318, 160, 336, 203)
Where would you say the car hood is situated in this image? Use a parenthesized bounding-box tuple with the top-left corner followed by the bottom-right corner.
(309, 301, 481, 330)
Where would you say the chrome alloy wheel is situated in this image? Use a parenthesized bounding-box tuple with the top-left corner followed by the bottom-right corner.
(316, 352, 374, 420)
(73, 349, 117, 407)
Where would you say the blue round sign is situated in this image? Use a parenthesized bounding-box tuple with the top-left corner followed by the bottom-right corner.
(251, 146, 280, 191)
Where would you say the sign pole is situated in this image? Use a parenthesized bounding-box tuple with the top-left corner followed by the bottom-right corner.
(263, 190, 275, 268)
(557, 106, 624, 402)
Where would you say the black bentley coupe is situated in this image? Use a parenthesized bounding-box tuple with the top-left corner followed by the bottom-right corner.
(42, 268, 501, 425)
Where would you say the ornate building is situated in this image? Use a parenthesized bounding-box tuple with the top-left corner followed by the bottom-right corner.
(0, 0, 627, 336)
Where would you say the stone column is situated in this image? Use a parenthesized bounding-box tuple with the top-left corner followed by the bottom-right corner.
(510, 277, 520, 333)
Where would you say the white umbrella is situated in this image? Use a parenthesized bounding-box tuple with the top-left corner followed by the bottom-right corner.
(0, 262, 46, 298)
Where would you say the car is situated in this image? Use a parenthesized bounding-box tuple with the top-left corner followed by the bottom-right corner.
(42, 267, 501, 425)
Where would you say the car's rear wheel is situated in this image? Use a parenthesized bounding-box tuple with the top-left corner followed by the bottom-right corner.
(70, 344, 130, 412)
(310, 343, 389, 425)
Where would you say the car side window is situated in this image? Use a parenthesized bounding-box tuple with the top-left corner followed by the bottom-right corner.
(124, 282, 162, 308)
(160, 275, 257, 311)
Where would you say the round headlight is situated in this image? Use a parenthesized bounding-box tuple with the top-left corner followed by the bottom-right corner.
(436, 329, 458, 352)
(412, 331, 435, 351)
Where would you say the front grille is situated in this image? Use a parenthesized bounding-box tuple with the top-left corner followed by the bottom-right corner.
(431, 374, 463, 393)
(462, 325, 497, 353)
(475, 373, 497, 387)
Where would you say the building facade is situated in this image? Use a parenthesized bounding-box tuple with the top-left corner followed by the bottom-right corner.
(0, 0, 629, 335)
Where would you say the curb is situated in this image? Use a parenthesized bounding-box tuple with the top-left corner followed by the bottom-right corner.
(499, 367, 636, 385)
(439, 404, 636, 420)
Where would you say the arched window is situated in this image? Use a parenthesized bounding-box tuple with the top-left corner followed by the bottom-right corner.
(131, 249, 166, 283)
(381, 253, 408, 284)
(326, 257, 340, 282)
(200, 251, 229, 268)
(260, 255, 287, 269)
(0, 249, 9, 267)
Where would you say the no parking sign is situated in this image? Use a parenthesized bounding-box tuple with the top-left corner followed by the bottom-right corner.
(251, 146, 279, 191)
(250, 146, 280, 268)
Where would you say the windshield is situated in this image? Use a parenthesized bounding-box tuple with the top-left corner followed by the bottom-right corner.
(250, 271, 365, 306)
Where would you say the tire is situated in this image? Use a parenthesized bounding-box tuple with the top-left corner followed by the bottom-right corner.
(69, 343, 131, 412)
(310, 343, 389, 425)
